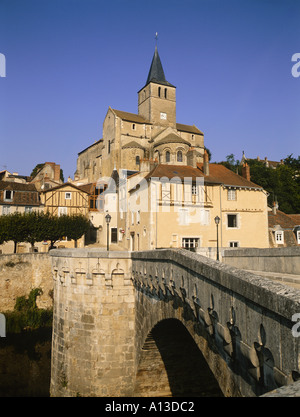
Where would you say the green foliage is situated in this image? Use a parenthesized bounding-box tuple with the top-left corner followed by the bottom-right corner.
(30, 163, 45, 179)
(5, 288, 53, 334)
(0, 211, 90, 251)
(218, 154, 300, 214)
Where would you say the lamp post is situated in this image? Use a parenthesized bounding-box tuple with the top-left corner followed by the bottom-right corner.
(214, 215, 220, 261)
(105, 213, 111, 251)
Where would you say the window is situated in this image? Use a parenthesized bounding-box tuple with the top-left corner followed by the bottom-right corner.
(227, 214, 238, 228)
(25, 206, 32, 213)
(111, 228, 118, 244)
(192, 184, 198, 195)
(2, 205, 10, 215)
(4, 190, 13, 201)
(177, 151, 183, 162)
(132, 123, 136, 130)
(108, 140, 111, 154)
(65, 192, 72, 200)
(182, 237, 199, 250)
(275, 231, 284, 244)
(164, 88, 167, 99)
(297, 230, 300, 244)
(160, 112, 167, 120)
(227, 189, 236, 201)
(229, 241, 239, 247)
(89, 184, 106, 212)
(58, 207, 68, 216)
(158, 87, 161, 97)
(136, 155, 140, 165)
(178, 208, 189, 225)
(165, 151, 170, 163)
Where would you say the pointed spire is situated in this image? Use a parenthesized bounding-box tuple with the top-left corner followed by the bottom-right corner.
(146, 45, 167, 85)
(144, 40, 175, 88)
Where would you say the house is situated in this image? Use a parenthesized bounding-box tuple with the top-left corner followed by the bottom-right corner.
(0, 180, 41, 215)
(30, 162, 62, 191)
(120, 154, 269, 255)
(268, 204, 300, 247)
(0, 180, 42, 253)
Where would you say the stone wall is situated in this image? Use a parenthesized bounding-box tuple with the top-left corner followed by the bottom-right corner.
(223, 247, 300, 275)
(0, 253, 53, 312)
(49, 249, 134, 397)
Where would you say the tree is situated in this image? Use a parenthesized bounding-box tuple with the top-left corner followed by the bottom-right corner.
(58, 214, 90, 248)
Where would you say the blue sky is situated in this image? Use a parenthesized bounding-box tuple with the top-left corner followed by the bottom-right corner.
(0, 0, 299, 180)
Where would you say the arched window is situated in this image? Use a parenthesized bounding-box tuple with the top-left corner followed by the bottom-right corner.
(164, 88, 167, 99)
(136, 155, 140, 165)
(165, 151, 170, 163)
(158, 87, 161, 97)
(177, 151, 183, 162)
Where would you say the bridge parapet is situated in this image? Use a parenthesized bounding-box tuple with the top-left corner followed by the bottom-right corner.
(132, 249, 300, 396)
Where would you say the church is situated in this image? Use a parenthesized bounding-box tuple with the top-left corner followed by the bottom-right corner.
(74, 45, 204, 183)
(73, 44, 269, 255)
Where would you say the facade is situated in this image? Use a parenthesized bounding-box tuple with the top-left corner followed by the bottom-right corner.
(0, 180, 43, 253)
(119, 158, 269, 254)
(0, 180, 41, 216)
(40, 182, 89, 217)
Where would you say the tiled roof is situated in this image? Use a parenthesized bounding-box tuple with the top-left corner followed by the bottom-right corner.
(41, 182, 90, 194)
(268, 209, 298, 229)
(289, 214, 300, 225)
(176, 123, 204, 135)
(0, 180, 40, 206)
(122, 141, 145, 149)
(197, 163, 263, 188)
(144, 164, 204, 181)
(153, 134, 191, 147)
(112, 109, 151, 124)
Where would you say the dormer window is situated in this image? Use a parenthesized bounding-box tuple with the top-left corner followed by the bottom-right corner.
(4, 190, 13, 201)
(275, 231, 284, 244)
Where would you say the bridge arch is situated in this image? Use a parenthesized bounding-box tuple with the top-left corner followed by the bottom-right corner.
(134, 318, 223, 397)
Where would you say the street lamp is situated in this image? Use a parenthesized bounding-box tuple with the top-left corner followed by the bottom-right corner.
(214, 216, 220, 261)
(105, 213, 111, 251)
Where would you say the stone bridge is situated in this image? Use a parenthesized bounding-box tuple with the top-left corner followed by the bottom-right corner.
(49, 248, 300, 397)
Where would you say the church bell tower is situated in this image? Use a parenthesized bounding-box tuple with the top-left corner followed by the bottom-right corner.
(138, 45, 176, 128)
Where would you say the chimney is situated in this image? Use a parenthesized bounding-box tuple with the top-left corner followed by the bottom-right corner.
(241, 163, 250, 181)
(272, 201, 278, 215)
(54, 164, 61, 182)
(203, 149, 209, 176)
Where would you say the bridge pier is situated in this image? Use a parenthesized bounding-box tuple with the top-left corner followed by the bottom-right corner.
(50, 249, 134, 396)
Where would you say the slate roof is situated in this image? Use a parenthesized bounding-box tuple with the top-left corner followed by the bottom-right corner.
(145, 46, 175, 88)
